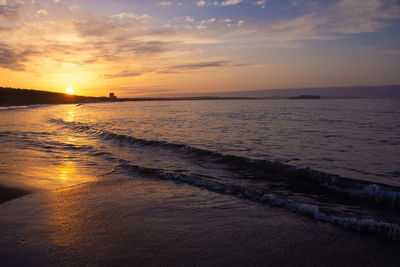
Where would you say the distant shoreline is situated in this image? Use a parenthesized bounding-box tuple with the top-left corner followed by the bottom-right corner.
(0, 95, 258, 107)
(3, 86, 397, 107)
(0, 86, 314, 107)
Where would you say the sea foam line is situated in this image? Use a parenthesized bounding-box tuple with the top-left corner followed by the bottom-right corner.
(116, 164, 400, 241)
(322, 183, 400, 206)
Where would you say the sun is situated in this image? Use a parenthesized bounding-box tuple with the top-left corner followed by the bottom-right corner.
(66, 88, 75, 95)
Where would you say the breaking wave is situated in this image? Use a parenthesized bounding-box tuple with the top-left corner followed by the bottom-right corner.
(113, 163, 400, 241)
(48, 118, 400, 241)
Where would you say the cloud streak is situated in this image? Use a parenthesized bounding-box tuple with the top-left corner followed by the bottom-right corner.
(159, 1, 172, 6)
(103, 70, 143, 79)
(170, 61, 230, 70)
(196, 0, 241, 7)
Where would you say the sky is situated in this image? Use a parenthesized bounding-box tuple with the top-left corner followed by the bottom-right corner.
(0, 0, 400, 97)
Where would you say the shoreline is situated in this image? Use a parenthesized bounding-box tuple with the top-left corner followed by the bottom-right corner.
(1, 177, 399, 266)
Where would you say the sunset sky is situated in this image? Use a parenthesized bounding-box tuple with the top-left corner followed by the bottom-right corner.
(1, 0, 400, 97)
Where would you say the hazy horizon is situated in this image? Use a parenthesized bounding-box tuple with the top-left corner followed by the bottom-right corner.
(1, 0, 400, 97)
(132, 84, 400, 98)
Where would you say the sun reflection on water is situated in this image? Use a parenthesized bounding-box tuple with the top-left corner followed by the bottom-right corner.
(65, 108, 76, 122)
(58, 161, 75, 181)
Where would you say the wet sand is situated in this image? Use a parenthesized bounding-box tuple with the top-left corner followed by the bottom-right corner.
(0, 176, 399, 266)
(0, 185, 30, 204)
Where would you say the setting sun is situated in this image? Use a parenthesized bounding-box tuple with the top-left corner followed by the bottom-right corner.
(66, 88, 75, 95)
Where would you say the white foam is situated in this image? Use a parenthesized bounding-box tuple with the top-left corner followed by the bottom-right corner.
(156, 171, 400, 241)
(262, 193, 400, 240)
(323, 183, 400, 205)
(0, 105, 45, 112)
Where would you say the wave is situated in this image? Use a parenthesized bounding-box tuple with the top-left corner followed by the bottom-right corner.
(113, 163, 400, 241)
(322, 183, 400, 206)
(50, 118, 400, 207)
(0, 130, 96, 153)
(0, 105, 47, 112)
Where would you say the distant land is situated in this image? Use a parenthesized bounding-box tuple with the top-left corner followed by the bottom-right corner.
(151, 85, 400, 98)
(207, 85, 400, 99)
(289, 95, 321, 99)
(1, 85, 399, 106)
(0, 87, 254, 106)
(0, 87, 104, 106)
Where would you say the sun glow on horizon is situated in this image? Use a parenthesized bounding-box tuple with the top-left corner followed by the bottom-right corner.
(66, 88, 75, 95)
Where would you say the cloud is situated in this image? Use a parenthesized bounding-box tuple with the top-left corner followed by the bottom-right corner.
(185, 16, 194, 23)
(196, 0, 206, 6)
(170, 60, 230, 70)
(254, 0, 267, 9)
(69, 5, 79, 11)
(0, 2, 175, 73)
(200, 18, 215, 24)
(159, 1, 172, 6)
(74, 16, 117, 37)
(196, 17, 217, 29)
(0, 26, 16, 32)
(0, 43, 38, 71)
(326, 0, 400, 34)
(256, 0, 400, 44)
(114, 40, 168, 55)
(0, 0, 240, 78)
(196, 1, 231, 7)
(221, 0, 241, 6)
(103, 70, 143, 79)
(104, 60, 233, 79)
(111, 12, 149, 22)
(0, 4, 19, 19)
(35, 9, 48, 17)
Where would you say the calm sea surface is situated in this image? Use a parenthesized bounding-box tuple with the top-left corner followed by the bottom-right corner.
(1, 99, 400, 239)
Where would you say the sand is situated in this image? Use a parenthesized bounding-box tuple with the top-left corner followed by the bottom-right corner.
(0, 184, 30, 204)
(0, 176, 399, 266)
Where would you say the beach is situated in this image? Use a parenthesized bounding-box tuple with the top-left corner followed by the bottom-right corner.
(1, 175, 399, 266)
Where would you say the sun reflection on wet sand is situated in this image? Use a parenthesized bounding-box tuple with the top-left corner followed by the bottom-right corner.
(44, 186, 92, 249)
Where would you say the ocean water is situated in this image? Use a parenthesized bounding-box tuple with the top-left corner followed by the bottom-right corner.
(1, 99, 400, 240)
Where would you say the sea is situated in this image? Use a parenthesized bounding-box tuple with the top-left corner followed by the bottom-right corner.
(1, 98, 400, 241)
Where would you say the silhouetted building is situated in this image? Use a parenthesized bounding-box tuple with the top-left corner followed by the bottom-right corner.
(109, 92, 117, 99)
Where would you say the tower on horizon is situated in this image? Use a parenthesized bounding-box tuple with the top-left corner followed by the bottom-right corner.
(109, 92, 116, 99)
